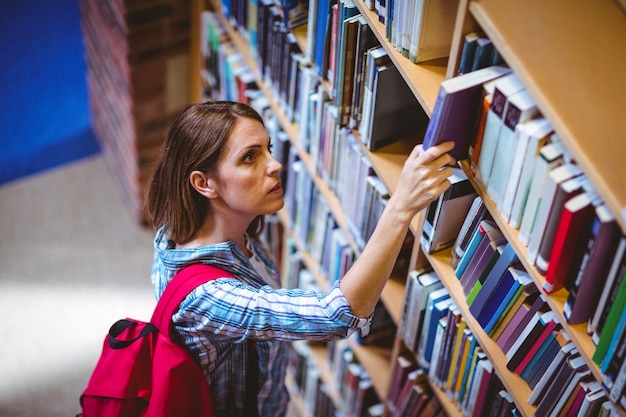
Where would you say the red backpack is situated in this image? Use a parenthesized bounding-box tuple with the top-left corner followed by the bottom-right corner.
(79, 263, 232, 417)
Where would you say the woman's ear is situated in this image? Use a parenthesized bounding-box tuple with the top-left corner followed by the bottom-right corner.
(190, 170, 218, 199)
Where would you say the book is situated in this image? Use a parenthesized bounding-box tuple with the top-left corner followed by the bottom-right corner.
(512, 313, 560, 376)
(603, 318, 626, 397)
(352, 378, 379, 417)
(313, 0, 333, 78)
(454, 215, 493, 278)
(470, 360, 495, 417)
(481, 266, 534, 335)
(505, 310, 557, 372)
(489, 285, 539, 341)
(526, 163, 583, 265)
(421, 65, 512, 160)
(450, 329, 474, 401)
(434, 305, 462, 387)
(459, 220, 505, 295)
(279, 0, 309, 29)
(548, 366, 592, 417)
(403, 382, 430, 417)
(401, 269, 443, 352)
(589, 235, 626, 340)
(609, 348, 626, 404)
(507, 118, 554, 228)
(592, 268, 626, 366)
(468, 77, 500, 173)
(528, 343, 578, 406)
(564, 380, 602, 417)
(470, 37, 495, 72)
(534, 354, 587, 416)
(333, 4, 361, 126)
(386, 353, 419, 413)
(467, 241, 519, 318)
(567, 381, 606, 417)
(408, 0, 459, 63)
(391, 368, 426, 417)
(464, 241, 507, 304)
(428, 315, 448, 386)
(487, 88, 539, 206)
(450, 196, 486, 269)
(342, 362, 365, 415)
(518, 140, 565, 246)
(475, 73, 525, 187)
(564, 203, 621, 325)
(357, 46, 390, 143)
(535, 175, 588, 275)
(361, 59, 428, 152)
(574, 382, 606, 417)
(457, 335, 479, 405)
(417, 289, 453, 370)
(599, 301, 626, 377)
(460, 349, 485, 412)
(497, 293, 548, 353)
(457, 32, 480, 75)
(543, 192, 596, 294)
(421, 167, 477, 253)
(348, 15, 378, 129)
(521, 328, 567, 387)
(444, 317, 468, 394)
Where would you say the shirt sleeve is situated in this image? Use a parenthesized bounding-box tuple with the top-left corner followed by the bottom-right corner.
(173, 279, 372, 343)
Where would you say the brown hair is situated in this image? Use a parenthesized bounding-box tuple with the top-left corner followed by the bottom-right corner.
(145, 101, 266, 244)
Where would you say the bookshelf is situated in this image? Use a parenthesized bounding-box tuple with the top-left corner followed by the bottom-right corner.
(193, 0, 626, 416)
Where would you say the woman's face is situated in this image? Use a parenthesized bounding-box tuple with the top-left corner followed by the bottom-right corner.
(213, 117, 284, 219)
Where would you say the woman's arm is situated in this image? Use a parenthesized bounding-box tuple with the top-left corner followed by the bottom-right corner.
(340, 141, 456, 317)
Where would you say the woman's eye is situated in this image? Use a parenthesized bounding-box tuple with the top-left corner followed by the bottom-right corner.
(244, 151, 256, 162)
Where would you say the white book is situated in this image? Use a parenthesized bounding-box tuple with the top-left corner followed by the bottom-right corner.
(487, 89, 539, 206)
(403, 270, 443, 352)
(526, 163, 583, 265)
(501, 117, 553, 224)
(427, 316, 447, 385)
(475, 73, 525, 187)
(518, 140, 565, 246)
(408, 0, 459, 63)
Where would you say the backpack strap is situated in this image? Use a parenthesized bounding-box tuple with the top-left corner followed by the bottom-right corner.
(151, 263, 233, 339)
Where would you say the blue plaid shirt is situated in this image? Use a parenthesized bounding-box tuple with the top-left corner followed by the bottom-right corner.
(151, 227, 371, 417)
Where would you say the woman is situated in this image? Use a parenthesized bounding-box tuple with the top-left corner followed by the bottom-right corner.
(145, 101, 455, 416)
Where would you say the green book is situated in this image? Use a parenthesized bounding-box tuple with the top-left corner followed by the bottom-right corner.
(592, 269, 626, 365)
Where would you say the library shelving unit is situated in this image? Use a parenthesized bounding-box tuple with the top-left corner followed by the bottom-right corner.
(191, 0, 626, 416)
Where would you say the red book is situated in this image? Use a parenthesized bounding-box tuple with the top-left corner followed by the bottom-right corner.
(471, 361, 494, 417)
(543, 192, 595, 294)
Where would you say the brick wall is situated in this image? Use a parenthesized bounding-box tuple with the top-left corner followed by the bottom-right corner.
(80, 0, 192, 223)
